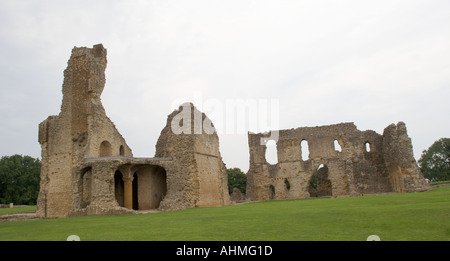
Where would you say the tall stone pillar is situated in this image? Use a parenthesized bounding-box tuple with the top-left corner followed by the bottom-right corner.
(123, 176, 133, 209)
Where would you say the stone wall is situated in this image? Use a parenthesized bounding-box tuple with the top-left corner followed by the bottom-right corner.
(37, 44, 229, 218)
(37, 44, 132, 218)
(38, 43, 426, 218)
(246, 122, 429, 201)
(155, 103, 230, 211)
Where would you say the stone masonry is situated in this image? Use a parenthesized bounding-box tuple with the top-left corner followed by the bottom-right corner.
(37, 44, 230, 218)
(246, 122, 429, 201)
(37, 44, 428, 218)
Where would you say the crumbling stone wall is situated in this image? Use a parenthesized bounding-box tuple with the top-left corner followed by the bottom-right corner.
(382, 122, 427, 193)
(230, 188, 246, 203)
(37, 44, 230, 218)
(37, 44, 132, 218)
(246, 122, 429, 201)
(38, 44, 427, 218)
(70, 157, 173, 216)
(155, 103, 230, 210)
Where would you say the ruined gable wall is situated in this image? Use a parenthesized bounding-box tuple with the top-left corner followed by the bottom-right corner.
(155, 105, 197, 211)
(155, 103, 230, 211)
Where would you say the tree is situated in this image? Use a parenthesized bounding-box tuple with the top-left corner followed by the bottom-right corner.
(0, 155, 41, 205)
(418, 138, 450, 181)
(227, 168, 247, 195)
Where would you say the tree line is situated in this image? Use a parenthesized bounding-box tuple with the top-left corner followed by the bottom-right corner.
(418, 138, 450, 182)
(0, 154, 41, 205)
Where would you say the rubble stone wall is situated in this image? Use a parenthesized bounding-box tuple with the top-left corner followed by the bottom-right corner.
(37, 45, 230, 218)
(246, 122, 429, 201)
(37, 43, 427, 218)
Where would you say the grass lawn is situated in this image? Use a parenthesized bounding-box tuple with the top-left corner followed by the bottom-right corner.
(430, 180, 450, 186)
(0, 206, 36, 215)
(0, 186, 449, 241)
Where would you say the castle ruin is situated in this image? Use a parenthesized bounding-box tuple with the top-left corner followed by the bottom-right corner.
(37, 44, 428, 218)
(37, 44, 230, 218)
(246, 122, 429, 201)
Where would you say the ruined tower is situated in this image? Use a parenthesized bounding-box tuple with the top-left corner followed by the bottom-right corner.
(37, 44, 132, 218)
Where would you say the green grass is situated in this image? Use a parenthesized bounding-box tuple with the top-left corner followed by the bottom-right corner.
(429, 180, 450, 186)
(0, 206, 36, 215)
(1, 187, 449, 241)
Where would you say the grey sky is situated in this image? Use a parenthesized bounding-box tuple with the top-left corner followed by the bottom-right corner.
(1, 0, 449, 171)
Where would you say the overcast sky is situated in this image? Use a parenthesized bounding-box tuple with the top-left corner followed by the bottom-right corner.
(1, 0, 449, 171)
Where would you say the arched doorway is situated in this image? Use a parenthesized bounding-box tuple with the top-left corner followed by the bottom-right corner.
(80, 167, 92, 208)
(308, 164, 332, 197)
(114, 171, 124, 207)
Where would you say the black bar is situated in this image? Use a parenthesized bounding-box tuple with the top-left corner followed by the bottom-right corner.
(1, 241, 442, 259)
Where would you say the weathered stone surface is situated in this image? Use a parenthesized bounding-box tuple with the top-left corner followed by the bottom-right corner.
(156, 103, 230, 211)
(37, 44, 132, 218)
(382, 122, 429, 192)
(246, 122, 430, 201)
(37, 45, 230, 218)
(230, 188, 246, 203)
(38, 43, 427, 218)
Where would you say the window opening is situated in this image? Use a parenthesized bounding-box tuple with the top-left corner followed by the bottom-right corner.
(365, 142, 371, 152)
(334, 140, 342, 152)
(301, 140, 310, 161)
(265, 140, 278, 165)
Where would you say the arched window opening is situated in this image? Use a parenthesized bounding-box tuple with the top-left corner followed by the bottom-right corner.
(100, 140, 112, 157)
(365, 142, 371, 152)
(119, 145, 125, 156)
(265, 139, 278, 165)
(301, 140, 310, 161)
(334, 139, 342, 152)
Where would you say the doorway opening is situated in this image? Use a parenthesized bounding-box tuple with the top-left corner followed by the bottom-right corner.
(132, 172, 138, 210)
(134, 165, 167, 210)
(308, 164, 332, 197)
(114, 171, 124, 207)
